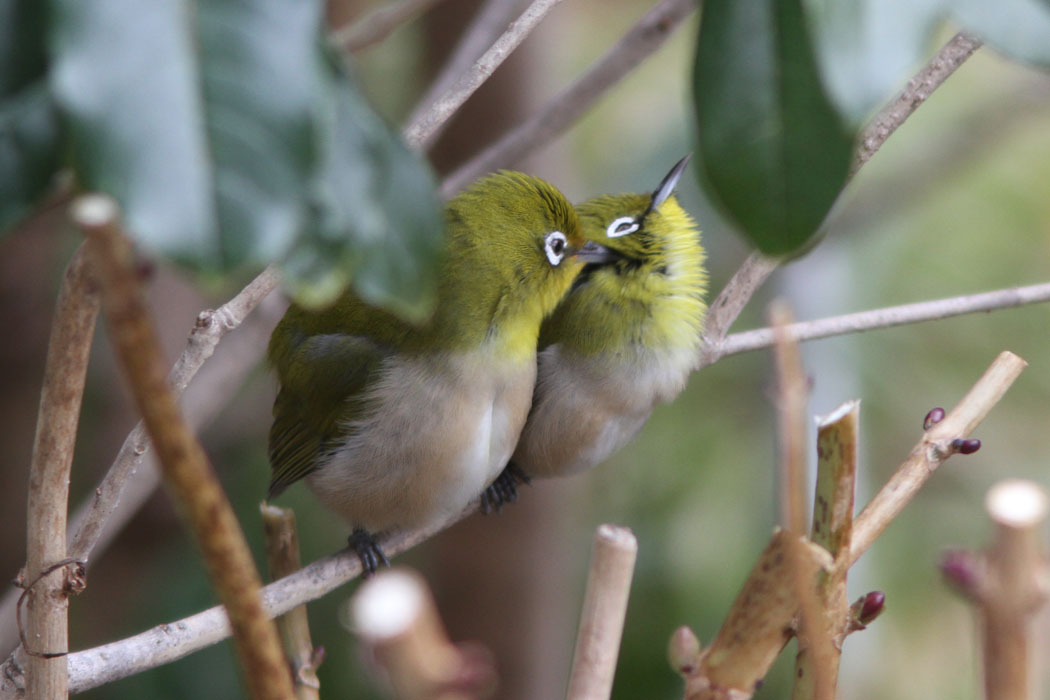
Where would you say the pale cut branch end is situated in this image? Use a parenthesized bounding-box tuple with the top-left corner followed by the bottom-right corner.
(351, 568, 496, 700)
(566, 523, 638, 700)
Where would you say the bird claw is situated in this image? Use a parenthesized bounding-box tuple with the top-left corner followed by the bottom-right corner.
(480, 464, 532, 514)
(350, 529, 389, 577)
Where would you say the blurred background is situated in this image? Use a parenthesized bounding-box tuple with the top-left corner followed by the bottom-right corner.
(3, 1, 1050, 698)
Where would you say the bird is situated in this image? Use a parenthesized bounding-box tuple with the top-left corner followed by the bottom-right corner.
(481, 157, 707, 510)
(266, 171, 610, 573)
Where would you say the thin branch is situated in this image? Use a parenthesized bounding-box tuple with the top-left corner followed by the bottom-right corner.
(261, 504, 320, 700)
(713, 281, 1050, 359)
(23, 245, 99, 700)
(845, 351, 1028, 570)
(408, 0, 524, 126)
(851, 32, 983, 177)
(402, 0, 564, 149)
(440, 0, 696, 196)
(332, 0, 452, 53)
(566, 524, 638, 700)
(76, 195, 293, 700)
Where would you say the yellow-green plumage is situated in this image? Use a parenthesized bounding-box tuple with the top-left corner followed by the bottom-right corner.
(267, 171, 595, 541)
(510, 160, 707, 479)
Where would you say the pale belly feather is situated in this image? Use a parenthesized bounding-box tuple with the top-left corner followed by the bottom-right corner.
(307, 353, 535, 533)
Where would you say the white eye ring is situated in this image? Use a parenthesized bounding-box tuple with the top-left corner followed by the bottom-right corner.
(544, 231, 567, 266)
(607, 216, 639, 238)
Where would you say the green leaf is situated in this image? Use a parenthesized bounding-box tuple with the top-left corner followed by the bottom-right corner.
(0, 82, 60, 231)
(693, 0, 854, 256)
(49, 0, 324, 271)
(281, 56, 443, 322)
(1, 0, 48, 98)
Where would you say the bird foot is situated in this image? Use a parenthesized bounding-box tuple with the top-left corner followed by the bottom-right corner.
(480, 464, 532, 514)
(350, 529, 389, 577)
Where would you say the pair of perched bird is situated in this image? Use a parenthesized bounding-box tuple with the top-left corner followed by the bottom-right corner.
(266, 158, 707, 572)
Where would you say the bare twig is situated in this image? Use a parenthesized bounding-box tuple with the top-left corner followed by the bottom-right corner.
(942, 480, 1049, 700)
(351, 568, 496, 699)
(409, 0, 524, 125)
(845, 351, 1028, 570)
(791, 401, 859, 700)
(261, 504, 320, 700)
(76, 195, 293, 700)
(716, 281, 1050, 359)
(770, 303, 835, 700)
(441, 0, 696, 196)
(851, 32, 983, 177)
(23, 245, 99, 699)
(566, 524, 638, 700)
(403, 0, 563, 149)
(332, 0, 451, 53)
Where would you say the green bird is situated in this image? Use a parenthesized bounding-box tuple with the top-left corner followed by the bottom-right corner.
(267, 172, 610, 572)
(483, 158, 707, 509)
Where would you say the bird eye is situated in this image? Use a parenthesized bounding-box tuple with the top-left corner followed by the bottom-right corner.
(607, 216, 639, 238)
(544, 231, 567, 266)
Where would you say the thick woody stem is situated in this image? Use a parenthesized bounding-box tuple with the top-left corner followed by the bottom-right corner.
(351, 568, 496, 699)
(980, 480, 1048, 700)
(566, 524, 639, 700)
(75, 195, 294, 700)
(261, 505, 320, 700)
(24, 245, 99, 700)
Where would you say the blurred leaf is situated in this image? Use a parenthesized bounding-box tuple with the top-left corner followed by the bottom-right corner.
(1, 0, 48, 97)
(0, 83, 60, 231)
(803, 0, 945, 124)
(49, 0, 323, 271)
(954, 0, 1050, 66)
(281, 55, 443, 322)
(693, 0, 854, 256)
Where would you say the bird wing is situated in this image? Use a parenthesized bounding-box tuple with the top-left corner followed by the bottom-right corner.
(268, 333, 387, 498)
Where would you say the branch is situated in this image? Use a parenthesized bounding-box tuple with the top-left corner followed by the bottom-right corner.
(440, 0, 696, 197)
(402, 0, 564, 149)
(76, 196, 293, 700)
(408, 0, 524, 127)
(23, 245, 99, 699)
(261, 505, 320, 700)
(0, 278, 280, 656)
(851, 32, 983, 177)
(566, 524, 638, 700)
(351, 568, 496, 699)
(331, 0, 451, 53)
(714, 281, 1050, 359)
(845, 351, 1028, 570)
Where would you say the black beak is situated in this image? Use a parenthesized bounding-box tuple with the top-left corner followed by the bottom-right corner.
(650, 154, 691, 210)
(572, 240, 617, 264)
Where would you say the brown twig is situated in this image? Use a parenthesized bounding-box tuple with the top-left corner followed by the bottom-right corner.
(332, 0, 451, 53)
(408, 0, 524, 127)
(791, 401, 859, 700)
(851, 32, 983, 177)
(23, 244, 99, 699)
(75, 195, 294, 700)
(566, 524, 638, 700)
(941, 480, 1049, 700)
(261, 504, 321, 700)
(845, 351, 1028, 570)
(351, 568, 496, 699)
(440, 0, 697, 197)
(715, 281, 1050, 359)
(403, 0, 564, 149)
